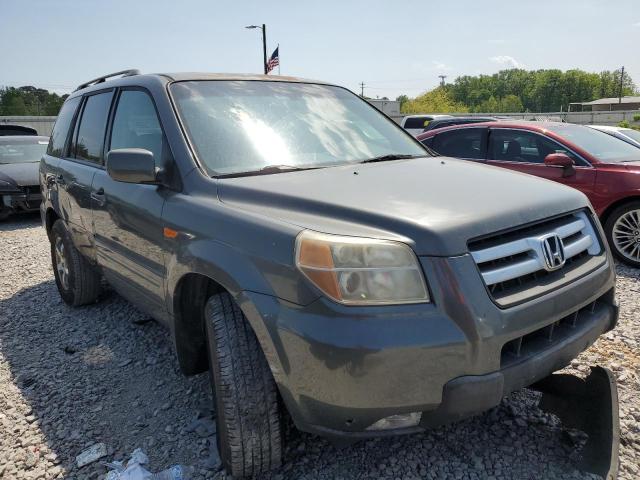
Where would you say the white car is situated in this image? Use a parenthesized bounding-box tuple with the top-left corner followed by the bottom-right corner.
(587, 124, 640, 149)
(401, 114, 453, 136)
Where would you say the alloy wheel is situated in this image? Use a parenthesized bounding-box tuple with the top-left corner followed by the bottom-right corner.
(612, 209, 640, 263)
(54, 237, 70, 290)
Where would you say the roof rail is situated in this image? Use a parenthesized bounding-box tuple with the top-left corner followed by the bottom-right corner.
(74, 69, 141, 92)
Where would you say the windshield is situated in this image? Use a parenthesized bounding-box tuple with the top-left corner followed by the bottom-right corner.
(621, 129, 640, 144)
(170, 81, 427, 176)
(0, 139, 48, 165)
(545, 124, 640, 162)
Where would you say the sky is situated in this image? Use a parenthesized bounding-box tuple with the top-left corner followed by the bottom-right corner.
(1, 0, 639, 100)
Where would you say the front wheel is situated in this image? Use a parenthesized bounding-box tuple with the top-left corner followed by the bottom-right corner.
(50, 219, 102, 306)
(205, 292, 283, 477)
(604, 201, 640, 268)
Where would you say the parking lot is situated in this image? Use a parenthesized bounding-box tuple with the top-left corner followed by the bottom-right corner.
(0, 214, 637, 480)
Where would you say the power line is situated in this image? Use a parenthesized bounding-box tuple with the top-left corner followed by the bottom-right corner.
(359, 82, 365, 97)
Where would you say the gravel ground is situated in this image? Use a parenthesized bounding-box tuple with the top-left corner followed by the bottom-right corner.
(0, 214, 638, 480)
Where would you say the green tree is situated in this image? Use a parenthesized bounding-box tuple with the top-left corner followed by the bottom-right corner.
(401, 87, 468, 114)
(0, 86, 67, 116)
(396, 94, 409, 110)
(475, 95, 499, 113)
(444, 68, 637, 113)
(499, 94, 524, 112)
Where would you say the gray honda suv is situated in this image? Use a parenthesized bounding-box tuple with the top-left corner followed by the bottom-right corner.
(40, 70, 617, 477)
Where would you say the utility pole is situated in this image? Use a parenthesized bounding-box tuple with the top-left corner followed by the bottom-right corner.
(618, 66, 625, 104)
(438, 75, 447, 88)
(360, 82, 365, 98)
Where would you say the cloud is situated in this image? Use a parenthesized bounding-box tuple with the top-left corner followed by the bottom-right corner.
(409, 60, 452, 75)
(489, 55, 523, 69)
(488, 39, 505, 45)
(410, 60, 453, 75)
(432, 61, 451, 72)
(633, 21, 640, 27)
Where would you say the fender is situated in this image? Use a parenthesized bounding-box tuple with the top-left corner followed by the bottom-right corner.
(165, 233, 320, 377)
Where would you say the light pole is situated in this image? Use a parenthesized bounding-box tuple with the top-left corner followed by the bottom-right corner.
(245, 24, 267, 74)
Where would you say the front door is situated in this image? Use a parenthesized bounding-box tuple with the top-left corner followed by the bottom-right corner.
(91, 88, 171, 321)
(486, 128, 597, 200)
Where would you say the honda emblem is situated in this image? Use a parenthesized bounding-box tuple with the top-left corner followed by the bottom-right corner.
(541, 234, 566, 271)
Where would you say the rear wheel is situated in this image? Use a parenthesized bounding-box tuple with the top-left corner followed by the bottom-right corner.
(50, 219, 101, 306)
(604, 201, 640, 268)
(204, 292, 283, 477)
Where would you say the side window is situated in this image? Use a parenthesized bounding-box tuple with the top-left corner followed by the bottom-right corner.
(109, 90, 166, 165)
(489, 130, 579, 164)
(433, 128, 485, 159)
(47, 97, 81, 158)
(73, 91, 114, 163)
(403, 117, 431, 129)
(421, 136, 434, 148)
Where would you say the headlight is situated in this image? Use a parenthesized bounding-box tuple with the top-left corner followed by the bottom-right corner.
(0, 179, 20, 192)
(295, 231, 429, 305)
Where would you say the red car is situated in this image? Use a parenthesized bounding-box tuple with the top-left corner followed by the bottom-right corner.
(418, 121, 640, 267)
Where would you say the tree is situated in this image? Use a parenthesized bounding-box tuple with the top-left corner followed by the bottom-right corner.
(475, 95, 499, 113)
(396, 94, 409, 110)
(0, 86, 67, 116)
(444, 68, 637, 113)
(401, 87, 468, 114)
(499, 94, 524, 112)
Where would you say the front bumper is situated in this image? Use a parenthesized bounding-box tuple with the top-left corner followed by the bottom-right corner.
(1, 189, 42, 212)
(239, 253, 616, 438)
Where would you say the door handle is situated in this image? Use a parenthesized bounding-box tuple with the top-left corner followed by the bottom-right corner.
(45, 174, 56, 186)
(91, 188, 106, 206)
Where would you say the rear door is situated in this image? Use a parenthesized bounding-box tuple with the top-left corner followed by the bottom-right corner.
(91, 88, 171, 320)
(486, 128, 597, 198)
(42, 97, 81, 222)
(57, 90, 114, 260)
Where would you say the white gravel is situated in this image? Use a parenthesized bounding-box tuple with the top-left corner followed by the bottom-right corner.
(0, 214, 638, 480)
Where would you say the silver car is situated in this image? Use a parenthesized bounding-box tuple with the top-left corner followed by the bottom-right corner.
(588, 124, 640, 149)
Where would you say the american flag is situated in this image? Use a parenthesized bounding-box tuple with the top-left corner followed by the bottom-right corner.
(266, 46, 279, 74)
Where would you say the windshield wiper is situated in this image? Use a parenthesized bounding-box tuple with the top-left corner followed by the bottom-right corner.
(359, 154, 425, 164)
(217, 164, 323, 178)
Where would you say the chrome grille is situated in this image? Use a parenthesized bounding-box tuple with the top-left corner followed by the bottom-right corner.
(469, 210, 602, 306)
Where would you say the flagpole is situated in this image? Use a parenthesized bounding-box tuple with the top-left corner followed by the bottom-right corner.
(277, 44, 281, 75)
(262, 24, 268, 74)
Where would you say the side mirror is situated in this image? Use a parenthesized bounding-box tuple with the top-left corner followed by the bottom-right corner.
(544, 153, 575, 177)
(106, 148, 158, 184)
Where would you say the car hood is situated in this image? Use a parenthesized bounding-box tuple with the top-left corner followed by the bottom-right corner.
(218, 157, 589, 256)
(0, 162, 39, 187)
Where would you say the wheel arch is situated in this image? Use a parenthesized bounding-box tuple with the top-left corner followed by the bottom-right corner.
(45, 207, 60, 240)
(599, 195, 640, 226)
(171, 266, 289, 387)
(167, 238, 298, 380)
(171, 272, 225, 375)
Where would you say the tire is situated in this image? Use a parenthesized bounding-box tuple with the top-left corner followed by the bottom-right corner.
(204, 292, 283, 477)
(604, 200, 640, 268)
(50, 219, 101, 306)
